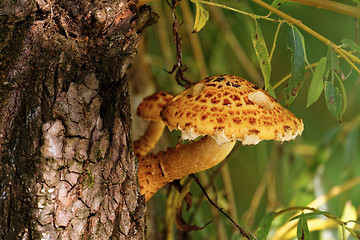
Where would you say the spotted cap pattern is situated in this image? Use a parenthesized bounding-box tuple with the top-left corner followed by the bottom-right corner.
(137, 91, 174, 121)
(161, 75, 304, 145)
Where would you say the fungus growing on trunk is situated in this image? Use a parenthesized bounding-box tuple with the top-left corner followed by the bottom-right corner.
(138, 75, 304, 200)
(133, 91, 173, 156)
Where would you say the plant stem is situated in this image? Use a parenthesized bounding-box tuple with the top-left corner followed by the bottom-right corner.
(181, 0, 209, 78)
(269, 22, 282, 62)
(285, 0, 360, 18)
(273, 61, 317, 89)
(220, 164, 239, 234)
(192, 0, 281, 23)
(275, 206, 359, 239)
(271, 176, 360, 240)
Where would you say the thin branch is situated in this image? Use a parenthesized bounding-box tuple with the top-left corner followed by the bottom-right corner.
(269, 22, 282, 62)
(166, 0, 192, 88)
(272, 176, 360, 240)
(192, 0, 282, 23)
(275, 206, 360, 238)
(273, 61, 317, 89)
(190, 174, 257, 240)
(285, 0, 360, 19)
(180, 0, 209, 78)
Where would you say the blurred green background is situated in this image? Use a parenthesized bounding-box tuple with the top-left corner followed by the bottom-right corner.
(129, 0, 360, 239)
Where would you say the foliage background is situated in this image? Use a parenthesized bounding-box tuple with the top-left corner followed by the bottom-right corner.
(130, 0, 360, 239)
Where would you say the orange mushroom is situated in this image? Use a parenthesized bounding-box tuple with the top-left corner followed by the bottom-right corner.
(133, 91, 173, 156)
(138, 75, 304, 201)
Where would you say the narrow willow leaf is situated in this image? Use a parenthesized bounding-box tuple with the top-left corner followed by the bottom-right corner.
(290, 211, 330, 221)
(255, 212, 276, 240)
(325, 46, 340, 79)
(335, 72, 347, 115)
(192, 0, 209, 33)
(307, 57, 326, 107)
(252, 20, 271, 90)
(297, 214, 310, 240)
(324, 47, 343, 120)
(284, 25, 306, 106)
(342, 38, 360, 53)
(325, 81, 342, 121)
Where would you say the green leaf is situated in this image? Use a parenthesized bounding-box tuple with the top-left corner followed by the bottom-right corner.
(284, 25, 306, 106)
(335, 72, 347, 116)
(290, 211, 330, 221)
(325, 46, 340, 79)
(324, 47, 344, 120)
(342, 38, 360, 53)
(255, 212, 276, 240)
(252, 20, 272, 91)
(297, 214, 310, 240)
(192, 0, 209, 33)
(325, 80, 342, 121)
(306, 57, 326, 107)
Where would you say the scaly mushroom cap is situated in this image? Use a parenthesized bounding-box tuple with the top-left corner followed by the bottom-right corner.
(161, 75, 304, 145)
(137, 91, 174, 121)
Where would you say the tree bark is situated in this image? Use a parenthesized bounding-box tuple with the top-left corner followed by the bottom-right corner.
(0, 0, 157, 239)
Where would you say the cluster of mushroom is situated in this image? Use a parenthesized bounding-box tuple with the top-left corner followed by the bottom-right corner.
(134, 75, 304, 201)
(133, 91, 174, 157)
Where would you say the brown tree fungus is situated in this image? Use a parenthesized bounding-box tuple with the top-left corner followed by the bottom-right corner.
(138, 75, 304, 201)
(133, 91, 173, 156)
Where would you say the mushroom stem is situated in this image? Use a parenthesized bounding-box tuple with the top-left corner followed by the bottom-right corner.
(138, 136, 236, 201)
(133, 121, 165, 156)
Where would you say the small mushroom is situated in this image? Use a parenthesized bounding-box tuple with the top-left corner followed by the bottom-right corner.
(138, 75, 304, 200)
(133, 91, 173, 156)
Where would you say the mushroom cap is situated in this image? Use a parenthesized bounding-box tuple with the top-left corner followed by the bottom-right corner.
(137, 91, 174, 121)
(161, 75, 304, 145)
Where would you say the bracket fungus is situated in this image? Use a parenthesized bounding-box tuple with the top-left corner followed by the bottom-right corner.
(138, 75, 304, 200)
(133, 91, 173, 156)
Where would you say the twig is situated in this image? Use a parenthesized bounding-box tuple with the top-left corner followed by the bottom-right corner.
(273, 61, 318, 89)
(180, 0, 209, 78)
(269, 22, 282, 62)
(166, 0, 192, 88)
(220, 165, 239, 234)
(272, 176, 360, 240)
(190, 174, 258, 240)
(285, 0, 360, 19)
(188, 143, 242, 223)
(192, 0, 282, 23)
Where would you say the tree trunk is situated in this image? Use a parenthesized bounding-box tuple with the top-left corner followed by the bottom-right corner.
(0, 1, 157, 239)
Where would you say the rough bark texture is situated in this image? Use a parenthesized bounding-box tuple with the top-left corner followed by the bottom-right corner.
(0, 0, 157, 239)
